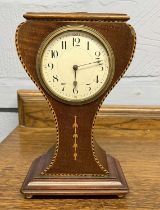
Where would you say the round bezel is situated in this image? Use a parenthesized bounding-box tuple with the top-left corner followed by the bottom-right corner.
(36, 25, 115, 105)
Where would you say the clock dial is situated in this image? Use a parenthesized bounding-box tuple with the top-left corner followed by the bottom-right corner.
(37, 26, 115, 104)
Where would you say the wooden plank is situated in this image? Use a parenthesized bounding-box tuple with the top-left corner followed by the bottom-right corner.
(18, 90, 160, 130)
(23, 12, 130, 21)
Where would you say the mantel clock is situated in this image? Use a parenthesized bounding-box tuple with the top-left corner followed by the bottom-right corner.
(15, 12, 136, 198)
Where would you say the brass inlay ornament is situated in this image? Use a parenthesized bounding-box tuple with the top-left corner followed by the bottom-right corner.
(72, 116, 78, 160)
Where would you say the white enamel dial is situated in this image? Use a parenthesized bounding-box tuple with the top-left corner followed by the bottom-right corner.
(37, 26, 114, 104)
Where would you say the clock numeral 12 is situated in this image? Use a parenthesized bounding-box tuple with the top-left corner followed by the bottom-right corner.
(73, 37, 80, 47)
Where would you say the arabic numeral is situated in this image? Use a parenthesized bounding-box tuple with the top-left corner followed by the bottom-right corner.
(51, 50, 58, 58)
(53, 75, 58, 82)
(73, 87, 78, 94)
(96, 75, 99, 83)
(95, 51, 101, 59)
(62, 41, 67, 49)
(87, 41, 89, 50)
(48, 63, 54, 70)
(73, 37, 80, 47)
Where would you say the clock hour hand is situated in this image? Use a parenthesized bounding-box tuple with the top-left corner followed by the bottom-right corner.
(73, 65, 78, 87)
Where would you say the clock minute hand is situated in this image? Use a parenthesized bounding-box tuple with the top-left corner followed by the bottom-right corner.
(77, 60, 102, 68)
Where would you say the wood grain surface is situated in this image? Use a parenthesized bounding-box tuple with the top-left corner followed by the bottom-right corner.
(24, 12, 130, 21)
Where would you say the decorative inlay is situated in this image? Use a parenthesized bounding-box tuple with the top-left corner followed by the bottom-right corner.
(72, 116, 78, 160)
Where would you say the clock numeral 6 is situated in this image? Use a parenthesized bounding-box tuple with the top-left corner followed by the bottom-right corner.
(53, 75, 58, 82)
(73, 37, 80, 47)
(73, 87, 78, 94)
(51, 50, 58, 58)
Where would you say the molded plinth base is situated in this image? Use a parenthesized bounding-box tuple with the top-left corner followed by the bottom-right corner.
(21, 154, 129, 198)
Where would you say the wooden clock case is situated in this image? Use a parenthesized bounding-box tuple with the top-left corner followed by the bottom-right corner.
(15, 12, 136, 198)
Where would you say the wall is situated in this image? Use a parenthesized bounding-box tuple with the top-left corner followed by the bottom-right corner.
(0, 0, 160, 142)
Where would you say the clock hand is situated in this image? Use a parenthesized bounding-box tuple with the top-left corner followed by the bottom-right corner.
(72, 60, 102, 87)
(73, 65, 78, 87)
(77, 60, 102, 68)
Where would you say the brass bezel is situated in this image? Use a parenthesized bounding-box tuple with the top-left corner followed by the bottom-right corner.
(36, 25, 115, 105)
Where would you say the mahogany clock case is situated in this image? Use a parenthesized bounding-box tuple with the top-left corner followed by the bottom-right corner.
(15, 13, 136, 197)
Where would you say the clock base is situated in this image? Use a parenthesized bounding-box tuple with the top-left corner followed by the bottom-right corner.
(21, 153, 129, 198)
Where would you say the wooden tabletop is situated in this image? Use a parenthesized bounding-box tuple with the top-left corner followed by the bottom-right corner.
(0, 126, 160, 209)
(0, 90, 160, 209)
